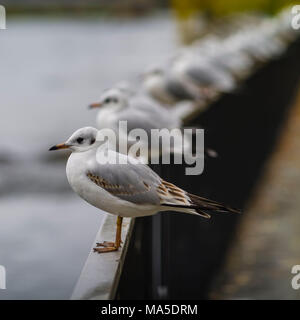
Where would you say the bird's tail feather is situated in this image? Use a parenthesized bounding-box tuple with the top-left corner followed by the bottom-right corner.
(162, 193, 241, 218)
(188, 193, 241, 215)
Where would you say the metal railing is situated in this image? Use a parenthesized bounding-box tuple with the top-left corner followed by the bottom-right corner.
(115, 37, 300, 299)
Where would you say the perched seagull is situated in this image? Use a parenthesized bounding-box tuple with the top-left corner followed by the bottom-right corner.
(171, 51, 236, 96)
(89, 88, 194, 159)
(192, 39, 254, 80)
(49, 127, 240, 253)
(89, 88, 182, 129)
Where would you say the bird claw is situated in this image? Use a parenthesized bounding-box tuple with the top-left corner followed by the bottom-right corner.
(93, 246, 118, 253)
(96, 240, 123, 248)
(93, 240, 122, 253)
(96, 241, 115, 247)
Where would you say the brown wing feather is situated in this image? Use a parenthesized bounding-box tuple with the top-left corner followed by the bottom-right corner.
(157, 179, 241, 216)
(156, 180, 190, 205)
(87, 172, 149, 197)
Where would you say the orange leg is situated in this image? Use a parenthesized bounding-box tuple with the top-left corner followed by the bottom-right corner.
(93, 216, 123, 254)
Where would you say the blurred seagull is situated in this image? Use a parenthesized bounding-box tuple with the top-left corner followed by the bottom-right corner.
(49, 127, 240, 253)
(171, 51, 237, 96)
(192, 37, 254, 80)
(89, 88, 194, 159)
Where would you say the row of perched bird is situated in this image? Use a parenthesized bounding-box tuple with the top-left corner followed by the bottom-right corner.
(49, 8, 298, 253)
(88, 8, 298, 156)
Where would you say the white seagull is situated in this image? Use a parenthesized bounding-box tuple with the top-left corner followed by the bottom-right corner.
(49, 127, 241, 253)
(89, 87, 194, 159)
(171, 51, 237, 96)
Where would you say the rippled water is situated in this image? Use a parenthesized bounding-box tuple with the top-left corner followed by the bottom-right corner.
(0, 14, 176, 299)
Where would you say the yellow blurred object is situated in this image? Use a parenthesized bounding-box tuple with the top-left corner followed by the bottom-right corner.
(171, 0, 297, 19)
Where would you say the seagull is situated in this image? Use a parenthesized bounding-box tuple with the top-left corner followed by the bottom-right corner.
(192, 38, 254, 80)
(171, 51, 237, 95)
(89, 87, 182, 129)
(49, 127, 241, 253)
(89, 88, 194, 159)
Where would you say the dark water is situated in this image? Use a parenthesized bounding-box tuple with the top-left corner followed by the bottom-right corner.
(0, 14, 176, 299)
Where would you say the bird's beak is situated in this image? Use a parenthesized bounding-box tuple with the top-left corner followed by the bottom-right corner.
(49, 143, 69, 151)
(88, 102, 102, 109)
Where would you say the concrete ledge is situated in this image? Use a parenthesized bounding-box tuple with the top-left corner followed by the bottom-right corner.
(71, 214, 133, 300)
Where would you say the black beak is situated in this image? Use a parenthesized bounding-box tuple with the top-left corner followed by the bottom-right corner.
(49, 145, 58, 151)
(48, 143, 69, 151)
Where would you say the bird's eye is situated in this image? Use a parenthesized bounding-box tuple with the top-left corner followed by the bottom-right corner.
(76, 137, 84, 144)
(90, 138, 96, 144)
(104, 98, 111, 104)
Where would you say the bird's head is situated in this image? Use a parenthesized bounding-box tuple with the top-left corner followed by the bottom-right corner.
(49, 127, 99, 153)
(88, 88, 128, 111)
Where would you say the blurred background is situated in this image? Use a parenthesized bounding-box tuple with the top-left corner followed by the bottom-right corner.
(0, 0, 299, 300)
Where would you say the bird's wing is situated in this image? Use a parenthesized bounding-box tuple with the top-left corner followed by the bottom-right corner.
(187, 65, 235, 92)
(86, 159, 163, 205)
(86, 156, 193, 207)
(118, 101, 179, 135)
(165, 78, 196, 101)
(86, 158, 240, 217)
(186, 66, 218, 86)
